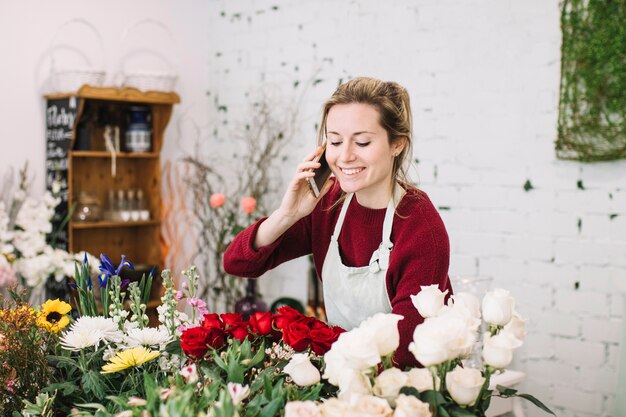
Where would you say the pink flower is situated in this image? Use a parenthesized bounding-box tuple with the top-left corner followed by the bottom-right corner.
(0, 267, 16, 287)
(187, 297, 209, 315)
(210, 193, 226, 208)
(240, 197, 257, 214)
(175, 291, 184, 301)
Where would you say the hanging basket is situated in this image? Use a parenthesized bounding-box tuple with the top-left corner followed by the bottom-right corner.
(47, 18, 106, 94)
(117, 19, 178, 92)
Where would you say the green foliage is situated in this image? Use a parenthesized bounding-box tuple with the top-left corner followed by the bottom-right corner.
(0, 292, 53, 416)
(557, 0, 626, 161)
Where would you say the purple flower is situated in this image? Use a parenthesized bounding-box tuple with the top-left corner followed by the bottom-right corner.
(98, 254, 135, 288)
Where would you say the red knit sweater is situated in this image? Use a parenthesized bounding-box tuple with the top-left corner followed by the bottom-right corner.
(224, 180, 451, 368)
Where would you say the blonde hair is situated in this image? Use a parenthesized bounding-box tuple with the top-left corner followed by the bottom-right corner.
(317, 77, 414, 200)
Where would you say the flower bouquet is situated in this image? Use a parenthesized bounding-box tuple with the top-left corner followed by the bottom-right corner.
(15, 255, 553, 417)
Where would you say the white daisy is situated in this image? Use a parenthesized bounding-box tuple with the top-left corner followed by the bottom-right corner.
(124, 327, 172, 349)
(70, 316, 123, 343)
(60, 329, 104, 351)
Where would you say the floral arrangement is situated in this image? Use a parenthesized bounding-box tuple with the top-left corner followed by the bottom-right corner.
(7, 255, 553, 417)
(0, 165, 99, 301)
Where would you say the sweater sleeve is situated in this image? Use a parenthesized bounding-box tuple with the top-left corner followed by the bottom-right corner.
(388, 195, 452, 369)
(223, 215, 313, 278)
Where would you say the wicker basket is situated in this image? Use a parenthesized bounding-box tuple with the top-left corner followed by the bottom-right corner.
(47, 19, 106, 94)
(118, 20, 178, 93)
(122, 70, 178, 92)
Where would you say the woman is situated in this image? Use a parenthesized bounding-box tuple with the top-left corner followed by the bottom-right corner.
(224, 77, 451, 368)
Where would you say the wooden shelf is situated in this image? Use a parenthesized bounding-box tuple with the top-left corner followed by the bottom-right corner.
(45, 85, 180, 105)
(70, 151, 159, 159)
(71, 220, 161, 229)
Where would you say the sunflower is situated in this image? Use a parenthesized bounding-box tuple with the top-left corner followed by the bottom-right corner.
(37, 299, 72, 333)
(101, 347, 160, 374)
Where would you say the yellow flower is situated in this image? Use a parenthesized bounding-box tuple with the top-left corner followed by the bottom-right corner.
(101, 347, 160, 374)
(37, 299, 72, 333)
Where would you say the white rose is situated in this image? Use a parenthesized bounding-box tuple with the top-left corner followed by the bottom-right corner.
(411, 284, 448, 318)
(409, 314, 476, 366)
(438, 305, 481, 346)
(372, 368, 408, 406)
(393, 394, 432, 417)
(482, 331, 523, 369)
(285, 400, 321, 417)
(348, 395, 393, 417)
(482, 289, 514, 326)
(337, 370, 373, 402)
(179, 364, 198, 384)
(284, 353, 321, 386)
(405, 368, 436, 392)
(408, 319, 450, 367)
(322, 347, 349, 386)
(328, 327, 381, 371)
(359, 313, 403, 356)
(450, 292, 481, 320)
(502, 311, 527, 341)
(445, 366, 485, 406)
(319, 398, 350, 417)
(227, 382, 250, 406)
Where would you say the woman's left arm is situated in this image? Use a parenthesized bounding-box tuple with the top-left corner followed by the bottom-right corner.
(387, 199, 452, 369)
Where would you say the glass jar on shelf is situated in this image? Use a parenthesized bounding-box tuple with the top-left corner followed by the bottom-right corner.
(73, 192, 102, 222)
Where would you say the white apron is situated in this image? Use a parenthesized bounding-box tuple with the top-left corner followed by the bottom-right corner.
(322, 193, 395, 330)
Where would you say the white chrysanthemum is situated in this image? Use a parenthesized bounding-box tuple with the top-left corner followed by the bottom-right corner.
(124, 327, 171, 348)
(70, 316, 123, 343)
(61, 329, 104, 351)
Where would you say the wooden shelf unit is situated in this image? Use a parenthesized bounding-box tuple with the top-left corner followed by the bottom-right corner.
(45, 85, 180, 323)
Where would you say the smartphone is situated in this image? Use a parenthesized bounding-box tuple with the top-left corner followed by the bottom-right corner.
(307, 144, 332, 198)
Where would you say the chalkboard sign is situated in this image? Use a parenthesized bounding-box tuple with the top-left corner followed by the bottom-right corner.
(45, 97, 79, 250)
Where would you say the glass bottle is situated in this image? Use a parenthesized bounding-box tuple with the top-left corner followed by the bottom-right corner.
(136, 189, 150, 221)
(117, 189, 130, 222)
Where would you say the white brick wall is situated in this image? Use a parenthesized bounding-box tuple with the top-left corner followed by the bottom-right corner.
(202, 1, 626, 416)
(3, 1, 622, 416)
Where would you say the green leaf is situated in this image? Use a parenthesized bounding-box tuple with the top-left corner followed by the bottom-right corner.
(399, 386, 420, 397)
(449, 405, 478, 417)
(259, 397, 284, 417)
(419, 389, 447, 405)
(516, 393, 556, 415)
(263, 373, 274, 401)
(496, 384, 518, 397)
(42, 381, 78, 396)
(82, 370, 106, 399)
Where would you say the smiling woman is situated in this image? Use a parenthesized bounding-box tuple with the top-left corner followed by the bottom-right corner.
(224, 77, 452, 369)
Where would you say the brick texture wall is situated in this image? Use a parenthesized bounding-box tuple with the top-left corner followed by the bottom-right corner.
(202, 1, 625, 416)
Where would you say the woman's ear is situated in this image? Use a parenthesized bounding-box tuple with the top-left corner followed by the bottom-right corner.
(392, 136, 408, 156)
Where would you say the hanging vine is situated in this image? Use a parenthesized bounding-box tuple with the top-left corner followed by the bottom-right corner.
(556, 0, 626, 162)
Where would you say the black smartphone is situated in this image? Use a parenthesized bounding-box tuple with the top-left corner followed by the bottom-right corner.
(307, 144, 332, 198)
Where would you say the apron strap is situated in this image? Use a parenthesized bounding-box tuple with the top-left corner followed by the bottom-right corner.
(330, 193, 353, 242)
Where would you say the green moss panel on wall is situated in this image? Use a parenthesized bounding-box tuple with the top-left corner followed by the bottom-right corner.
(556, 0, 626, 162)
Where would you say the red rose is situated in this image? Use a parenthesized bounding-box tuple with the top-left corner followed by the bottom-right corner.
(180, 326, 211, 358)
(274, 306, 304, 330)
(202, 313, 223, 329)
(310, 324, 343, 355)
(249, 311, 273, 336)
(282, 321, 311, 352)
(332, 325, 346, 337)
(220, 313, 250, 342)
(205, 326, 227, 350)
(221, 313, 244, 326)
(229, 324, 251, 342)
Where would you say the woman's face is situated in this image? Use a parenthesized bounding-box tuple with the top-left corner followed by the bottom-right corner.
(325, 103, 404, 208)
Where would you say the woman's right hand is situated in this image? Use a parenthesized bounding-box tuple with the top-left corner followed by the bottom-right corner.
(276, 146, 330, 221)
(253, 147, 332, 248)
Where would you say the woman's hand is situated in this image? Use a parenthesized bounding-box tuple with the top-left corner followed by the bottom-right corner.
(253, 147, 332, 248)
(276, 146, 331, 220)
